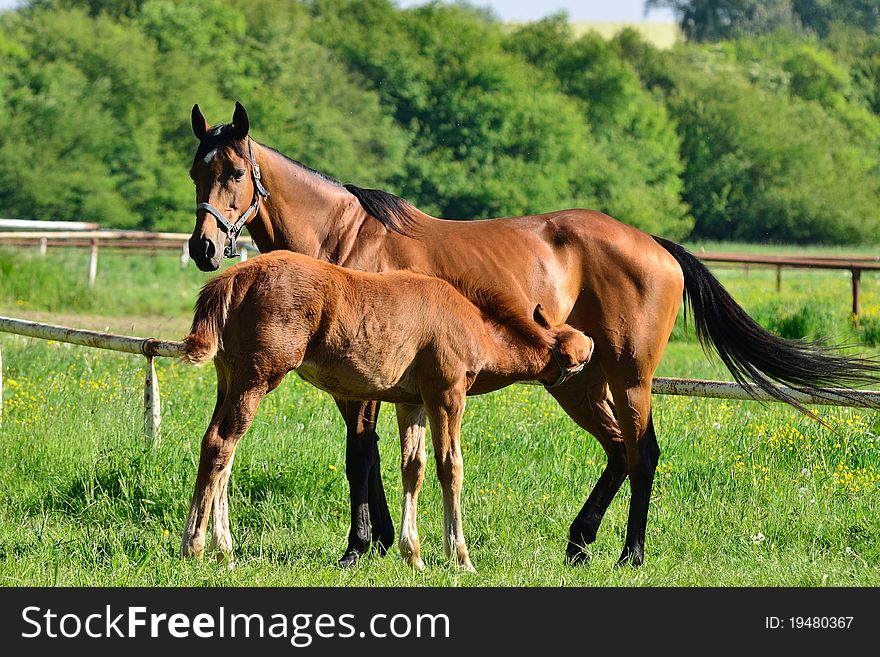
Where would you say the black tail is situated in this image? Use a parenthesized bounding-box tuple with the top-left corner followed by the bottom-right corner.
(653, 236, 880, 415)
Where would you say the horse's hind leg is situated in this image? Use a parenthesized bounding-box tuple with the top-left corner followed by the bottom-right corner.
(622, 411, 660, 566)
(337, 399, 394, 567)
(609, 380, 660, 567)
(546, 375, 628, 564)
(395, 404, 428, 570)
(180, 371, 266, 560)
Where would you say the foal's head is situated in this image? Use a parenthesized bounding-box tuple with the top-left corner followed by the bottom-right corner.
(534, 305, 594, 375)
(188, 102, 265, 271)
(552, 325, 595, 372)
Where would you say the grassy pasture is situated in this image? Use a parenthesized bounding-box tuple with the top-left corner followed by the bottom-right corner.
(0, 245, 878, 586)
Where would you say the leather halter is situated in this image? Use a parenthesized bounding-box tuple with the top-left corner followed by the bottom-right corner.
(196, 139, 269, 258)
(543, 344, 587, 388)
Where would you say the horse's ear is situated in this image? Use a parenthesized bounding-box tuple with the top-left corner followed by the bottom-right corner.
(232, 101, 249, 139)
(191, 104, 208, 141)
(533, 304, 551, 329)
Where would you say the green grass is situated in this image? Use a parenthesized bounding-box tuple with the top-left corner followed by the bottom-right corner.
(0, 246, 878, 586)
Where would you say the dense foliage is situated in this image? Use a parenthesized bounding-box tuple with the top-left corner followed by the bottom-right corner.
(1, 0, 879, 242)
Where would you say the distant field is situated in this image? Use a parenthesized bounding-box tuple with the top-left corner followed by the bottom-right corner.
(570, 21, 682, 48)
(0, 245, 878, 586)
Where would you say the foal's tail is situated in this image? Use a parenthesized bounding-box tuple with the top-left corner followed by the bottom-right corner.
(182, 271, 238, 364)
(652, 236, 880, 415)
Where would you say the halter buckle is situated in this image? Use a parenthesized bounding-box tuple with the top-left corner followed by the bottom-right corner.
(224, 238, 240, 259)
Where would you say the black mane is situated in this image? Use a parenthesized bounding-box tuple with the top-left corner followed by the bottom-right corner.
(342, 184, 417, 236)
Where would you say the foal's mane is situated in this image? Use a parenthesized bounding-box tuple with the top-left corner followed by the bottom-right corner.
(445, 277, 554, 351)
(192, 125, 419, 236)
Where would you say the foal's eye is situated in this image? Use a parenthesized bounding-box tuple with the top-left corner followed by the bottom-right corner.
(233, 168, 246, 181)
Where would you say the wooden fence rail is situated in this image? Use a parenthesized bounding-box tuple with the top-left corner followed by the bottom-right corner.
(0, 230, 255, 287)
(697, 251, 880, 318)
(1, 232, 874, 315)
(0, 316, 877, 451)
(0, 316, 182, 447)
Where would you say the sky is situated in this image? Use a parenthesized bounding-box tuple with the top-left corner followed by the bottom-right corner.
(0, 1, 677, 22)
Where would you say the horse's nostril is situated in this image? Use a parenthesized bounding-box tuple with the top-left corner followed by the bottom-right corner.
(205, 240, 216, 260)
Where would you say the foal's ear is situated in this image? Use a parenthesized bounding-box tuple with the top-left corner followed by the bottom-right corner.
(232, 101, 250, 139)
(533, 304, 551, 329)
(191, 104, 208, 141)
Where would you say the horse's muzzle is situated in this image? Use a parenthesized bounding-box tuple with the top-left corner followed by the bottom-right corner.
(189, 235, 222, 272)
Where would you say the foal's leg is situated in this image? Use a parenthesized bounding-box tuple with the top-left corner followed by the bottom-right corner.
(210, 451, 236, 561)
(424, 386, 474, 572)
(546, 371, 629, 565)
(395, 404, 428, 570)
(180, 377, 266, 559)
(336, 399, 394, 567)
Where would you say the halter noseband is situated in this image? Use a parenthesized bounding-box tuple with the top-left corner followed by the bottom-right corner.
(196, 139, 269, 258)
(543, 344, 587, 388)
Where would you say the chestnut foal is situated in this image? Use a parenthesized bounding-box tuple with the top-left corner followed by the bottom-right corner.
(179, 251, 593, 570)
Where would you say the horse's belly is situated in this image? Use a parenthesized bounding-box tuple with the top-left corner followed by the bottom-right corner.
(294, 361, 422, 404)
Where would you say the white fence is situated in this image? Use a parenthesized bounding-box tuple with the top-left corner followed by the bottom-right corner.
(0, 316, 878, 450)
(0, 316, 182, 447)
(0, 218, 100, 231)
(0, 230, 256, 288)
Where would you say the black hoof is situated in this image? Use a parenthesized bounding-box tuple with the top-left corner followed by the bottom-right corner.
(615, 546, 644, 569)
(371, 519, 394, 556)
(371, 537, 391, 557)
(338, 550, 362, 569)
(566, 542, 591, 566)
(368, 502, 395, 555)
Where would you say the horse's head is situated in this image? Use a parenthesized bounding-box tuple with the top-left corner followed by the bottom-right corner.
(188, 102, 268, 271)
(533, 305, 594, 387)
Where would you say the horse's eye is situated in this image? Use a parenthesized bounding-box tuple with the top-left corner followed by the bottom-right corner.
(234, 169, 246, 181)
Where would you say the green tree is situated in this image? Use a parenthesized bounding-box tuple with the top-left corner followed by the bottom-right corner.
(671, 64, 880, 242)
(0, 7, 179, 228)
(792, 0, 880, 37)
(308, 1, 599, 220)
(647, 0, 801, 41)
(650, 0, 880, 41)
(505, 18, 691, 235)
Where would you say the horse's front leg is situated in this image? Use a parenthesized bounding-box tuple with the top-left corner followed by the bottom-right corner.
(395, 404, 427, 570)
(336, 398, 394, 567)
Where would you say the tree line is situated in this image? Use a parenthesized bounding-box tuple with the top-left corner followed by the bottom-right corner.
(1, 0, 879, 243)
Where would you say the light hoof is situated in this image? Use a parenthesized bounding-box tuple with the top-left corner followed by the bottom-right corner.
(179, 537, 206, 559)
(215, 551, 235, 569)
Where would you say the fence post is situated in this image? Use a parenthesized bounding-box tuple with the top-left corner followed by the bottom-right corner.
(180, 241, 190, 268)
(88, 239, 99, 289)
(852, 268, 862, 322)
(38, 237, 47, 256)
(775, 265, 782, 292)
(144, 355, 161, 448)
(239, 245, 248, 262)
(0, 343, 3, 425)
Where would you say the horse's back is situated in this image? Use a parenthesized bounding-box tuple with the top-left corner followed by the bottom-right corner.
(409, 209, 683, 328)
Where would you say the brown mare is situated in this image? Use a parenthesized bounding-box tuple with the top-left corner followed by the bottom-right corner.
(179, 250, 594, 569)
(187, 102, 880, 568)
